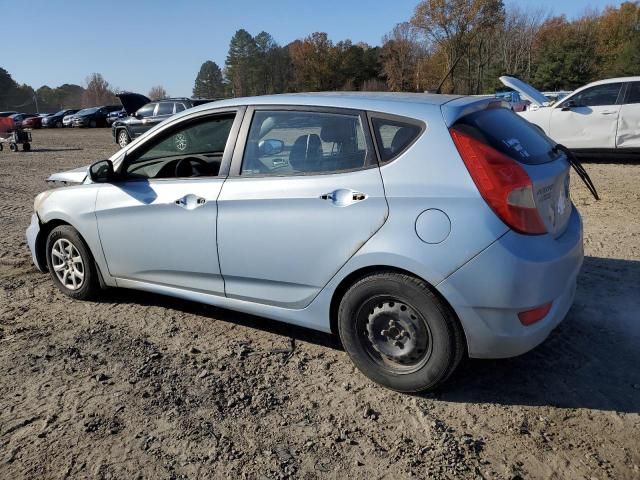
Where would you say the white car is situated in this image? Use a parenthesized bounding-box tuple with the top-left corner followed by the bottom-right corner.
(501, 76, 640, 155)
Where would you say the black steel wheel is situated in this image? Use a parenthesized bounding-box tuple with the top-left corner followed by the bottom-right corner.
(9, 143, 18, 152)
(338, 272, 465, 392)
(22, 142, 30, 152)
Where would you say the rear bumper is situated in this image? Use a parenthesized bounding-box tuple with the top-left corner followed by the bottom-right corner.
(26, 213, 45, 272)
(437, 206, 583, 358)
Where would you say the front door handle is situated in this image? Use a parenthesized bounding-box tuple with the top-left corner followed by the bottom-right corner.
(320, 189, 367, 207)
(600, 110, 617, 115)
(174, 194, 206, 210)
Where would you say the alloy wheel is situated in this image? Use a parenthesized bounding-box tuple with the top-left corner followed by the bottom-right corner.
(51, 238, 85, 291)
(118, 131, 129, 148)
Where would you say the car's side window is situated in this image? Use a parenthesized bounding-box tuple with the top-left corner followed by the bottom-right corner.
(175, 103, 186, 113)
(157, 102, 173, 116)
(137, 103, 156, 118)
(565, 83, 623, 107)
(241, 110, 371, 176)
(370, 116, 423, 163)
(625, 82, 640, 104)
(123, 114, 236, 180)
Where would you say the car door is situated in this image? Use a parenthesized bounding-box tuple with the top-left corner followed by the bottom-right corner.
(130, 103, 157, 137)
(616, 82, 640, 149)
(145, 101, 174, 131)
(217, 107, 388, 309)
(549, 82, 624, 149)
(94, 108, 244, 294)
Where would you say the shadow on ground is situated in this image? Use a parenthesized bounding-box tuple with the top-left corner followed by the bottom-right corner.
(94, 256, 639, 413)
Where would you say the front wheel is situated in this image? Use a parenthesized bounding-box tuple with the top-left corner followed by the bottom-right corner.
(46, 225, 99, 300)
(22, 142, 30, 152)
(338, 272, 465, 392)
(89, 119, 97, 128)
(117, 130, 130, 148)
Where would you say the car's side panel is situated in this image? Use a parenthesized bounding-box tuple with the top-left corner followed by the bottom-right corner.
(549, 104, 620, 148)
(617, 83, 640, 148)
(95, 178, 226, 294)
(35, 185, 116, 286)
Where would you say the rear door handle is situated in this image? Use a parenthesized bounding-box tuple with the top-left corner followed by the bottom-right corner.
(320, 189, 367, 207)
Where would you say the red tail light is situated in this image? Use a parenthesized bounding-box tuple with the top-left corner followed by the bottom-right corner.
(518, 302, 552, 326)
(449, 127, 546, 235)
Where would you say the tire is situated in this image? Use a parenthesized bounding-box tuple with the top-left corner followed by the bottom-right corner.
(0, 143, 3, 151)
(56, 121, 62, 128)
(22, 142, 30, 152)
(117, 129, 130, 148)
(89, 119, 97, 128)
(9, 143, 18, 152)
(45, 225, 99, 300)
(338, 272, 465, 392)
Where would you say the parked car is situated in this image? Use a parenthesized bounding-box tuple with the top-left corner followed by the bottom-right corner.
(27, 93, 584, 392)
(112, 93, 213, 147)
(9, 113, 39, 129)
(62, 113, 76, 127)
(43, 109, 79, 128)
(106, 108, 126, 127)
(22, 115, 45, 129)
(495, 90, 529, 112)
(0, 111, 18, 118)
(501, 75, 640, 155)
(71, 105, 122, 128)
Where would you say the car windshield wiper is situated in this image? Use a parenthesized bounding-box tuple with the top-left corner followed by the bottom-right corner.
(553, 144, 600, 201)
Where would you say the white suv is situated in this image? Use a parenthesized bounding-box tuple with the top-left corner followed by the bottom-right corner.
(501, 76, 640, 155)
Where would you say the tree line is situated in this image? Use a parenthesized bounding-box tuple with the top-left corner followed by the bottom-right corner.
(196, 1, 638, 97)
(2, 0, 638, 112)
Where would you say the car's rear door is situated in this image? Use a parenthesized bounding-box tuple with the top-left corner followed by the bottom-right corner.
(216, 106, 388, 308)
(616, 82, 640, 149)
(549, 83, 624, 149)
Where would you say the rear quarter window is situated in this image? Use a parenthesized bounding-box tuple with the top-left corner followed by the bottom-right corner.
(370, 116, 422, 163)
(452, 107, 560, 165)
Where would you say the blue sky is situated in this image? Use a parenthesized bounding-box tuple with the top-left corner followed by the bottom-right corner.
(1, 0, 626, 97)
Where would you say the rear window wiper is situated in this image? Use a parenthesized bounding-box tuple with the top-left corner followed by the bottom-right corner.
(553, 144, 600, 201)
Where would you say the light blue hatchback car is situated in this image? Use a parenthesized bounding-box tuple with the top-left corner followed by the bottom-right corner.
(27, 92, 584, 392)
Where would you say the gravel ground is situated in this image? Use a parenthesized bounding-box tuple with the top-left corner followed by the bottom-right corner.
(0, 129, 639, 480)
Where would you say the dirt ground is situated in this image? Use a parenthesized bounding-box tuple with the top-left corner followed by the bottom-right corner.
(0, 128, 638, 480)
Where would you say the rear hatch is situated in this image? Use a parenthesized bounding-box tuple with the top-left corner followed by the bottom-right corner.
(447, 103, 571, 238)
(499, 76, 549, 107)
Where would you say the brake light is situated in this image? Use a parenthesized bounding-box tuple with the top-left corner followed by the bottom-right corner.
(449, 127, 546, 235)
(518, 303, 552, 326)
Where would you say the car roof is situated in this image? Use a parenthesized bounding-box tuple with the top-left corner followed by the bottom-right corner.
(185, 91, 467, 120)
(584, 76, 640, 87)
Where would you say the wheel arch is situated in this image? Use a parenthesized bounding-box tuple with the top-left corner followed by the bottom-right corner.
(328, 265, 467, 355)
(37, 218, 106, 288)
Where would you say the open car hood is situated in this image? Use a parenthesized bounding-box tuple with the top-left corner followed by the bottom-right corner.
(47, 166, 88, 184)
(499, 76, 549, 107)
(117, 92, 151, 115)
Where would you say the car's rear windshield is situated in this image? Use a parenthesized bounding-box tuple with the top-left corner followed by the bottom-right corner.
(452, 107, 562, 165)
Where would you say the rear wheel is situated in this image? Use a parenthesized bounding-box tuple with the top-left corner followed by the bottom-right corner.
(89, 119, 97, 128)
(22, 142, 30, 152)
(117, 130, 130, 148)
(56, 121, 62, 128)
(338, 272, 464, 392)
(46, 225, 98, 300)
(9, 143, 18, 152)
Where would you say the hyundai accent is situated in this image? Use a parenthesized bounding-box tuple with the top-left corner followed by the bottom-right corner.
(27, 92, 586, 392)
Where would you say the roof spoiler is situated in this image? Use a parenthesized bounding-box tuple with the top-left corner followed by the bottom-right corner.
(440, 96, 509, 127)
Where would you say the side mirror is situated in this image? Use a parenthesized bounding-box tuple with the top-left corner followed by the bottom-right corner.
(561, 100, 576, 111)
(89, 159, 114, 183)
(258, 138, 284, 156)
(135, 112, 143, 119)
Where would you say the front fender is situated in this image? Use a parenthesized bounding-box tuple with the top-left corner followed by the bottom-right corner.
(36, 185, 115, 286)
